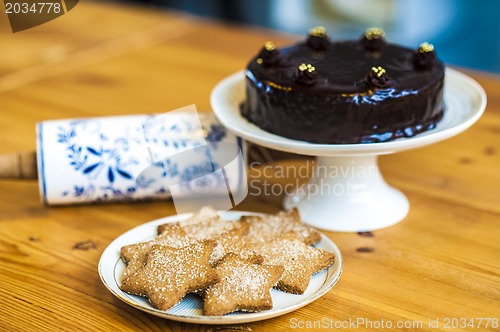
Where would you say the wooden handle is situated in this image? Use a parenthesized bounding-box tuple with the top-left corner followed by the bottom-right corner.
(0, 151, 37, 179)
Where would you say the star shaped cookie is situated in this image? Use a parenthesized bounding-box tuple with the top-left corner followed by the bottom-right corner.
(120, 224, 192, 288)
(204, 253, 284, 316)
(120, 240, 220, 310)
(247, 232, 335, 294)
(242, 208, 321, 246)
(157, 206, 219, 235)
(156, 207, 256, 265)
(121, 224, 259, 290)
(158, 206, 249, 239)
(208, 228, 263, 265)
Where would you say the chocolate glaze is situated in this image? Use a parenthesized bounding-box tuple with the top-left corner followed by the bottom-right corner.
(241, 40, 445, 144)
(414, 48, 438, 70)
(359, 34, 387, 52)
(307, 34, 329, 50)
(257, 44, 280, 67)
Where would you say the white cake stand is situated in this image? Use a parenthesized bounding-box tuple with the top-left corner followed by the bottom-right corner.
(210, 69, 486, 232)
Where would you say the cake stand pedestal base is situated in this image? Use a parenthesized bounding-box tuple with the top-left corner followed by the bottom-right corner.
(283, 156, 409, 232)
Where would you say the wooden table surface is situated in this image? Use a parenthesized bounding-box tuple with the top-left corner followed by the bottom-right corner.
(0, 2, 499, 331)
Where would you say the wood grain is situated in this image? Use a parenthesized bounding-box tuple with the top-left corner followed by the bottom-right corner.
(0, 2, 499, 331)
(0, 151, 37, 179)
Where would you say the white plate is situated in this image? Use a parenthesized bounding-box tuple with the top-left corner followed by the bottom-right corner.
(210, 68, 487, 156)
(98, 211, 343, 325)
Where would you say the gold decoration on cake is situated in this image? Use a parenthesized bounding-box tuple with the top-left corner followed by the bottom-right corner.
(266, 81, 292, 91)
(414, 42, 436, 69)
(419, 42, 434, 53)
(307, 26, 329, 50)
(308, 26, 327, 38)
(365, 27, 385, 40)
(295, 63, 317, 85)
(365, 66, 391, 88)
(264, 41, 276, 51)
(257, 41, 280, 66)
(298, 63, 315, 73)
(371, 66, 387, 77)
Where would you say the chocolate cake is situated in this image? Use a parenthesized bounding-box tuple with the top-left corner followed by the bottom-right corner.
(241, 27, 445, 144)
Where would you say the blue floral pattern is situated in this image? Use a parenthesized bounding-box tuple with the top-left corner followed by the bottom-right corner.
(42, 113, 233, 204)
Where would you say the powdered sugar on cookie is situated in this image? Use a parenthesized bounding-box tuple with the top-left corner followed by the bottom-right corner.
(242, 209, 321, 246)
(204, 253, 283, 316)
